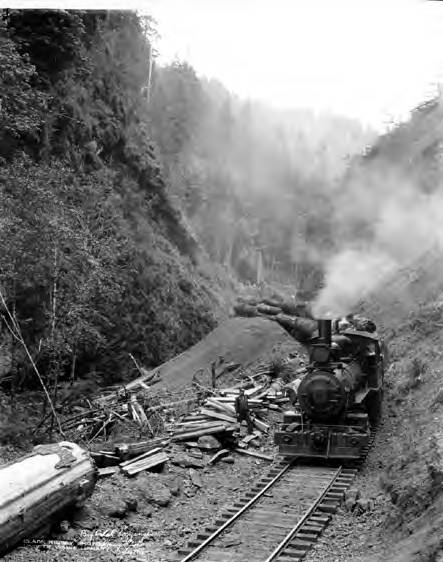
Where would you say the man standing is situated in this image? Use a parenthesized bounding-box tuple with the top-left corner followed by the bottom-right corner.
(235, 388, 254, 434)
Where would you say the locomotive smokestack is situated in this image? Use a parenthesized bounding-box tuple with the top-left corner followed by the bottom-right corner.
(318, 319, 332, 347)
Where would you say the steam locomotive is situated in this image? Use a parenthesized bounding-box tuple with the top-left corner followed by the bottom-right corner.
(274, 318, 385, 460)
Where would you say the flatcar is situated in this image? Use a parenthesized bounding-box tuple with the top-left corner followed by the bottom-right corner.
(274, 318, 385, 460)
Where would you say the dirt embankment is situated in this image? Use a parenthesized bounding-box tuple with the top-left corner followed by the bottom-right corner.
(157, 316, 298, 391)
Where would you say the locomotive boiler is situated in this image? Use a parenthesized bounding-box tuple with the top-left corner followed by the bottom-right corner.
(274, 318, 385, 460)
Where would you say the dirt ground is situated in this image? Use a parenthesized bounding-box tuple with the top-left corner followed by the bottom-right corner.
(3, 293, 443, 562)
(1, 316, 304, 562)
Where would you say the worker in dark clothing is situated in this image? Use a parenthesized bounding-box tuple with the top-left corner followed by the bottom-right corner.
(235, 388, 254, 434)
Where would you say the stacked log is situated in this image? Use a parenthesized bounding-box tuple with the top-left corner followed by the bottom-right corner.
(168, 379, 293, 449)
(0, 442, 96, 556)
(233, 298, 316, 342)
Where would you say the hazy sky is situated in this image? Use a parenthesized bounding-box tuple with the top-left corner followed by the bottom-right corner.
(8, 0, 443, 131)
(141, 0, 443, 131)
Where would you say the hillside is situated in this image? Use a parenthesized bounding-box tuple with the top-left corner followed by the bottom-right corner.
(0, 10, 236, 397)
(147, 62, 375, 293)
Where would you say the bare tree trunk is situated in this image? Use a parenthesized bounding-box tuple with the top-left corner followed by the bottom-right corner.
(0, 287, 64, 437)
(49, 247, 59, 437)
(70, 352, 76, 386)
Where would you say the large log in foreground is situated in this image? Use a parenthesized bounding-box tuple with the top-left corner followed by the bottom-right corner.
(0, 441, 97, 555)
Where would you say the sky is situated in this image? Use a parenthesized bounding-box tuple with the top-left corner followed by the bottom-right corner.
(6, 0, 443, 131)
(141, 0, 443, 131)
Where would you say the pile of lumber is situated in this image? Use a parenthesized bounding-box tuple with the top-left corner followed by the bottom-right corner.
(169, 379, 290, 454)
(92, 437, 170, 478)
(233, 297, 317, 342)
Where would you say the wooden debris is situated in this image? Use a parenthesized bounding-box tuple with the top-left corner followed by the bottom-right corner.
(207, 449, 230, 465)
(98, 466, 119, 478)
(238, 432, 261, 448)
(205, 398, 236, 416)
(199, 408, 237, 424)
(172, 424, 230, 442)
(115, 438, 169, 461)
(252, 417, 269, 433)
(121, 452, 168, 476)
(233, 448, 274, 461)
(90, 451, 120, 467)
(119, 447, 163, 468)
(175, 421, 225, 432)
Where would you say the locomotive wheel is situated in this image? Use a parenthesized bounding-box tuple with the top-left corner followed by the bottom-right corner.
(367, 390, 383, 426)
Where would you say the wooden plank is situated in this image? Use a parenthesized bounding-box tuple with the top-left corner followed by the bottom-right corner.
(233, 448, 273, 461)
(98, 466, 119, 478)
(119, 447, 162, 468)
(199, 409, 237, 424)
(252, 417, 269, 433)
(121, 453, 168, 475)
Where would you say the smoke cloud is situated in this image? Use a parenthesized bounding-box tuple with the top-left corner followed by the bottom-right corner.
(312, 133, 443, 319)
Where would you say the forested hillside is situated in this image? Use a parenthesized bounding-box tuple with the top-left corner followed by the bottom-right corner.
(147, 61, 375, 292)
(0, 10, 233, 393)
(0, 8, 375, 397)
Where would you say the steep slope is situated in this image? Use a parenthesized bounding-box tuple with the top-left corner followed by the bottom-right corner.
(0, 10, 235, 392)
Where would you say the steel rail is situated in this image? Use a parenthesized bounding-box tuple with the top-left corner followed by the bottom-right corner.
(264, 465, 343, 562)
(180, 461, 292, 562)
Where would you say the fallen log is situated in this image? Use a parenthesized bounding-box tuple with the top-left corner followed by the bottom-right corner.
(257, 304, 281, 315)
(0, 442, 97, 556)
(274, 314, 317, 341)
(206, 398, 236, 416)
(174, 421, 227, 435)
(233, 448, 274, 461)
(115, 438, 169, 461)
(172, 424, 232, 442)
(233, 303, 258, 317)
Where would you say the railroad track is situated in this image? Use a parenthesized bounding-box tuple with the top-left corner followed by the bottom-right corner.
(173, 428, 377, 562)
